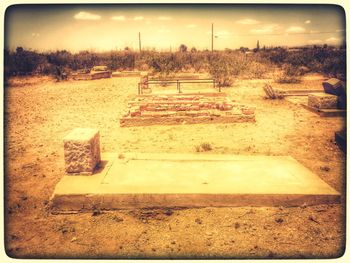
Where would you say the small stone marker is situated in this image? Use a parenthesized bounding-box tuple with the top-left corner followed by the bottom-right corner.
(63, 128, 101, 175)
(308, 93, 338, 109)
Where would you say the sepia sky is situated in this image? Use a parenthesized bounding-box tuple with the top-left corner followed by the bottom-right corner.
(5, 4, 346, 52)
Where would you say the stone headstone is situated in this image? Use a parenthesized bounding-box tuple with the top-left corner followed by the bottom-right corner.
(63, 128, 101, 174)
(308, 93, 338, 109)
(322, 78, 346, 109)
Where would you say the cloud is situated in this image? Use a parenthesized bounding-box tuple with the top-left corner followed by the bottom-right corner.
(310, 30, 319, 34)
(326, 37, 340, 44)
(74, 11, 101, 20)
(336, 29, 344, 32)
(186, 24, 197, 28)
(285, 26, 306, 33)
(145, 20, 152, 25)
(308, 39, 322, 45)
(215, 30, 232, 39)
(305, 20, 311, 24)
(250, 24, 280, 34)
(31, 33, 40, 37)
(157, 16, 172, 21)
(133, 16, 144, 21)
(111, 16, 125, 21)
(236, 18, 260, 25)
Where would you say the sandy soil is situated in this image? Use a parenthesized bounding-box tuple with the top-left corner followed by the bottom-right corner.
(4, 74, 346, 259)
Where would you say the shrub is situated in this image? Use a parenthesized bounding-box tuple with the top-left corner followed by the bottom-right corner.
(195, 142, 213, 152)
(275, 64, 302, 83)
(208, 52, 246, 87)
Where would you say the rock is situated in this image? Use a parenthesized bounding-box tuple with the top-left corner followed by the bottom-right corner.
(164, 209, 173, 216)
(195, 218, 202, 224)
(275, 218, 284, 224)
(320, 166, 330, 172)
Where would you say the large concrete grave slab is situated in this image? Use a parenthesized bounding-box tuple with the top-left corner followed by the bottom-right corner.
(50, 153, 340, 212)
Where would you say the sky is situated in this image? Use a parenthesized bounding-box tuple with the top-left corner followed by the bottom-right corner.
(5, 4, 346, 52)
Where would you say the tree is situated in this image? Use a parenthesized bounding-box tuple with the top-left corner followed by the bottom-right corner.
(179, 44, 188, 52)
(190, 47, 197, 53)
(239, 47, 249, 53)
(253, 40, 260, 53)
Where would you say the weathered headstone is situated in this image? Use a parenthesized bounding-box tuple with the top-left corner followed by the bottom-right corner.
(308, 93, 338, 109)
(322, 78, 346, 109)
(63, 128, 101, 174)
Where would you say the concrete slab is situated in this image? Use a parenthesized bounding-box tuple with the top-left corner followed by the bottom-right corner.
(301, 103, 346, 117)
(275, 89, 324, 97)
(50, 153, 340, 212)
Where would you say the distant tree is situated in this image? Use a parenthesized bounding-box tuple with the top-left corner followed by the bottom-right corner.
(190, 47, 197, 53)
(253, 40, 260, 52)
(239, 47, 249, 53)
(179, 44, 188, 52)
(13, 46, 44, 75)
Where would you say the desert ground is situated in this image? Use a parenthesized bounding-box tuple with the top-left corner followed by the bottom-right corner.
(4, 74, 345, 258)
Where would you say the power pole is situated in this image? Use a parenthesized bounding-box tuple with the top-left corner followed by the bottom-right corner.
(138, 32, 141, 52)
(211, 23, 214, 52)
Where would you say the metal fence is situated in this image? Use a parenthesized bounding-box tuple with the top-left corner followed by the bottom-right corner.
(138, 78, 220, 94)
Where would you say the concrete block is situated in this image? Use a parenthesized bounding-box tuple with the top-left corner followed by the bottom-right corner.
(63, 128, 101, 175)
(308, 93, 338, 109)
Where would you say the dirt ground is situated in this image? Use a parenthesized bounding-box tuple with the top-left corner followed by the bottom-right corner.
(4, 74, 346, 259)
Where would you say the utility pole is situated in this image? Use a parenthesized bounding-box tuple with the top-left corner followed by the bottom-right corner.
(211, 23, 214, 52)
(138, 32, 142, 52)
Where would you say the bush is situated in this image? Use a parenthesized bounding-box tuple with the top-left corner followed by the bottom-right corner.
(195, 142, 213, 152)
(208, 52, 246, 87)
(275, 64, 302, 83)
(4, 46, 346, 81)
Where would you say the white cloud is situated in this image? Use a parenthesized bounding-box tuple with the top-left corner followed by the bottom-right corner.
(310, 30, 319, 34)
(236, 18, 260, 25)
(111, 16, 125, 21)
(74, 11, 101, 20)
(286, 26, 306, 33)
(186, 24, 197, 28)
(31, 33, 40, 37)
(305, 20, 311, 24)
(157, 16, 172, 21)
(326, 37, 340, 44)
(145, 20, 152, 25)
(250, 24, 280, 34)
(134, 16, 144, 21)
(215, 30, 232, 39)
(308, 39, 322, 45)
